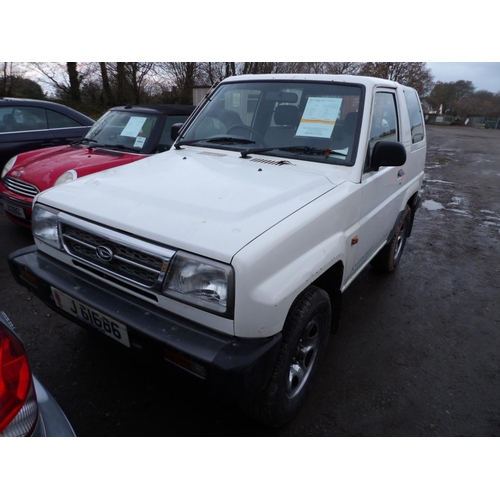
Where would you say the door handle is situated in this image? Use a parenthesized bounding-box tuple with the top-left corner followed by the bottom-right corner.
(397, 169, 405, 177)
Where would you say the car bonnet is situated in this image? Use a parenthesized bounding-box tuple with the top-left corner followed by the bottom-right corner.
(36, 148, 341, 263)
(8, 146, 145, 191)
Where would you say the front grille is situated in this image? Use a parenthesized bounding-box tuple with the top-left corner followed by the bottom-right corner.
(3, 177, 39, 197)
(60, 221, 174, 289)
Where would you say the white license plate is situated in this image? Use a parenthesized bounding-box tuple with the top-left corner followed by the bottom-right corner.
(4, 201, 25, 219)
(51, 287, 130, 347)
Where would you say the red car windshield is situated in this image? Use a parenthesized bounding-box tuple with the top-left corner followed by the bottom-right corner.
(83, 110, 159, 153)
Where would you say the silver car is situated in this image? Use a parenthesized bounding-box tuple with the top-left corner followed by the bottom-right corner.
(0, 311, 75, 437)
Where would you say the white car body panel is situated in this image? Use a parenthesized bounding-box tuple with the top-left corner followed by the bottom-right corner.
(31, 74, 426, 340)
(38, 148, 346, 264)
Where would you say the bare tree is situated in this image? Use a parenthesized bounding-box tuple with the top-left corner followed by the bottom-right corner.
(427, 80, 476, 114)
(323, 62, 363, 75)
(156, 63, 200, 104)
(115, 62, 126, 104)
(1, 62, 44, 98)
(66, 63, 81, 102)
(100, 63, 113, 106)
(359, 62, 434, 97)
(123, 63, 155, 104)
(196, 62, 232, 86)
(2, 62, 13, 95)
(454, 90, 500, 118)
(26, 62, 93, 102)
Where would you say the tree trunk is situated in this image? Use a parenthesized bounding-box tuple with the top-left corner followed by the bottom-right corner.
(128, 63, 141, 104)
(116, 62, 126, 105)
(66, 62, 81, 102)
(100, 63, 113, 106)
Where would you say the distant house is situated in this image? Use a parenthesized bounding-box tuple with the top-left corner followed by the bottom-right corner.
(193, 86, 212, 106)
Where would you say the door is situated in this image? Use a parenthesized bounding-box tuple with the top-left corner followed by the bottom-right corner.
(354, 90, 408, 272)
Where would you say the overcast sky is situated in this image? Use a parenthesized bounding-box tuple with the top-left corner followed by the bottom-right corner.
(426, 63, 500, 93)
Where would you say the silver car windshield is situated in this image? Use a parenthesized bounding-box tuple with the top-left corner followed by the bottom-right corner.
(178, 80, 363, 166)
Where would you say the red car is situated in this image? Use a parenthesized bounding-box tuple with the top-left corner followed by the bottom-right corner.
(0, 311, 75, 436)
(0, 104, 194, 227)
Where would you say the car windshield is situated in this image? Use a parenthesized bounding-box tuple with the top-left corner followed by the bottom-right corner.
(83, 110, 158, 153)
(177, 80, 364, 165)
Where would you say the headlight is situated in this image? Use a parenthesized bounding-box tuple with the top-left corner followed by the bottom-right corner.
(32, 205, 60, 249)
(163, 252, 233, 315)
(1, 156, 18, 178)
(54, 170, 77, 186)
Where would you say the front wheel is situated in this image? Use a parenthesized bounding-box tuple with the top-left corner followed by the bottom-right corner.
(371, 204, 411, 272)
(241, 285, 331, 427)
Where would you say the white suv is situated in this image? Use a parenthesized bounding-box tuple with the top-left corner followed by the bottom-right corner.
(9, 74, 426, 426)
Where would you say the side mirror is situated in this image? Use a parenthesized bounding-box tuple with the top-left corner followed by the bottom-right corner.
(170, 123, 184, 142)
(370, 141, 407, 171)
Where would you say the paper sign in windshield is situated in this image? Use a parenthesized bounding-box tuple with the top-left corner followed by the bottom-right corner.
(134, 136, 146, 148)
(296, 97, 342, 138)
(120, 117, 147, 137)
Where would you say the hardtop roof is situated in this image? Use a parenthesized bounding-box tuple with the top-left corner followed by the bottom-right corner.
(110, 104, 195, 115)
(220, 73, 403, 90)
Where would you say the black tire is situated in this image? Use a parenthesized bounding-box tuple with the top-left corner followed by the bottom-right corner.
(241, 285, 331, 427)
(371, 204, 411, 272)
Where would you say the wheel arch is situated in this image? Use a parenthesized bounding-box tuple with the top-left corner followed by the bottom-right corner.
(311, 260, 343, 335)
(406, 190, 421, 238)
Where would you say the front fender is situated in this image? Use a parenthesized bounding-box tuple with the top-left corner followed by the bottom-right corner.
(231, 184, 361, 339)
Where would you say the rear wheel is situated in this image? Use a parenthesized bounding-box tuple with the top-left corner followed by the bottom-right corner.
(241, 285, 331, 427)
(371, 205, 411, 272)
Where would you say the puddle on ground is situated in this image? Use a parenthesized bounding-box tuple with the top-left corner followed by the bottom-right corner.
(424, 178, 454, 184)
(422, 200, 444, 211)
(449, 197, 463, 206)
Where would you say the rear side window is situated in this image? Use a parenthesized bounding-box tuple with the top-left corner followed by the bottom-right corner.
(404, 89, 424, 143)
(157, 115, 191, 153)
(47, 110, 82, 129)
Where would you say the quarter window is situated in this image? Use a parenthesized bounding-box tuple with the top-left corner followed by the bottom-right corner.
(404, 89, 424, 143)
(47, 110, 81, 129)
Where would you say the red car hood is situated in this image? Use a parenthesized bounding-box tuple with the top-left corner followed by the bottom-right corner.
(9, 145, 146, 191)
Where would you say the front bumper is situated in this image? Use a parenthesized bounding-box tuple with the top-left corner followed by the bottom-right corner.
(0, 190, 33, 228)
(9, 246, 282, 402)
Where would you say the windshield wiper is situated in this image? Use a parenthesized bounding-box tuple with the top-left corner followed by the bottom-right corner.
(240, 146, 347, 159)
(71, 137, 97, 147)
(206, 136, 256, 144)
(240, 146, 278, 158)
(100, 144, 139, 153)
(279, 146, 347, 158)
(175, 139, 202, 148)
(175, 136, 256, 149)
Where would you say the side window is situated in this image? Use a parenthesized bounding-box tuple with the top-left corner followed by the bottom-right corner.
(369, 92, 398, 153)
(0, 106, 18, 132)
(46, 110, 81, 129)
(0, 106, 48, 132)
(404, 89, 424, 143)
(157, 115, 190, 152)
